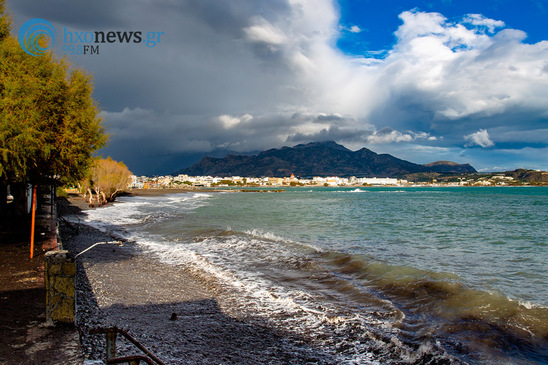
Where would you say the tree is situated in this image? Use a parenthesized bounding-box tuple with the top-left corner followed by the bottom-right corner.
(0, 1, 106, 214)
(82, 157, 132, 205)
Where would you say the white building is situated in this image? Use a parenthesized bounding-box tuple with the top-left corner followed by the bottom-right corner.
(357, 177, 398, 185)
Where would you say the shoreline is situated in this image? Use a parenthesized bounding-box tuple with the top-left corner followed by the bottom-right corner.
(59, 189, 548, 364)
(124, 188, 199, 196)
(59, 200, 335, 364)
(60, 188, 212, 213)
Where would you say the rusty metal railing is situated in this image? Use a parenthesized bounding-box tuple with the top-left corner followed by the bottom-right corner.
(90, 327, 165, 365)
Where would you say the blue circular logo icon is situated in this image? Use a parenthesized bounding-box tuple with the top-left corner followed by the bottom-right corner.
(18, 18, 56, 57)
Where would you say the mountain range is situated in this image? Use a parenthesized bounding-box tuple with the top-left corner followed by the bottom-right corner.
(175, 141, 476, 178)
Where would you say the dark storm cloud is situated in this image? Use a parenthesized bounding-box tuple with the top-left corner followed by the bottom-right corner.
(7, 1, 548, 172)
(9, 0, 124, 27)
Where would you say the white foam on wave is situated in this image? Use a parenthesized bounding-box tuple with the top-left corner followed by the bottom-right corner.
(334, 189, 368, 193)
(331, 189, 408, 194)
(516, 298, 548, 310)
(103, 231, 449, 363)
(130, 230, 333, 312)
(162, 192, 213, 205)
(243, 228, 324, 253)
(79, 193, 456, 363)
(137, 232, 426, 363)
(244, 228, 292, 243)
(84, 199, 151, 227)
(134, 233, 335, 323)
(82, 192, 215, 239)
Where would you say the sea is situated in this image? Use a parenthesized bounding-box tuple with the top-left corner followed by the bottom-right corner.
(83, 186, 548, 364)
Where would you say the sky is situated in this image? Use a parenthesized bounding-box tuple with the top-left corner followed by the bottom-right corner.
(7, 0, 548, 175)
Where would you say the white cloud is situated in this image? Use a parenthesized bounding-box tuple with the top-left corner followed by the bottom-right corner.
(365, 129, 437, 144)
(349, 25, 361, 33)
(90, 3, 548, 137)
(463, 14, 505, 33)
(464, 129, 495, 147)
(411, 145, 451, 153)
(317, 12, 547, 152)
(17, 1, 546, 173)
(218, 114, 253, 129)
(243, 17, 287, 46)
(237, 6, 548, 132)
(367, 129, 413, 144)
(395, 11, 447, 41)
(413, 131, 438, 141)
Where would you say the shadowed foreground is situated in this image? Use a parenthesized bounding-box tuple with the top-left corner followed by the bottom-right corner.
(62, 220, 335, 364)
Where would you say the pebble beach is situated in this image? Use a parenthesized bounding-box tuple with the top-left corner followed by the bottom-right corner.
(60, 187, 548, 364)
(60, 194, 335, 364)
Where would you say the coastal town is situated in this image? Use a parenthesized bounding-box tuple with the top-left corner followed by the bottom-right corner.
(129, 170, 547, 189)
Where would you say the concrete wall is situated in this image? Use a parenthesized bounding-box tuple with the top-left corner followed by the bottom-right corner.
(45, 250, 75, 324)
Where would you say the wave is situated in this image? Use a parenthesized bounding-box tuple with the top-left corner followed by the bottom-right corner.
(132, 226, 548, 364)
(322, 251, 548, 362)
(162, 233, 460, 364)
(332, 189, 411, 194)
(83, 192, 213, 227)
(78, 194, 548, 364)
(244, 228, 291, 242)
(128, 228, 465, 362)
(332, 188, 368, 193)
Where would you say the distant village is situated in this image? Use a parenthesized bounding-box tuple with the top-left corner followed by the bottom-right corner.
(128, 172, 538, 189)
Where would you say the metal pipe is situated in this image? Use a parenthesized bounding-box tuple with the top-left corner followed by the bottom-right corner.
(75, 241, 122, 258)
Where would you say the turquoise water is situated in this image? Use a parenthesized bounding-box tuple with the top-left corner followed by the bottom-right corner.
(85, 186, 548, 364)
(193, 187, 548, 305)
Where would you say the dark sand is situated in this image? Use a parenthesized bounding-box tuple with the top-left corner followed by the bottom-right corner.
(60, 196, 335, 364)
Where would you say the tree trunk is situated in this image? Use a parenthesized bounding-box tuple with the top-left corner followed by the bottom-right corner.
(87, 188, 95, 207)
(109, 189, 121, 202)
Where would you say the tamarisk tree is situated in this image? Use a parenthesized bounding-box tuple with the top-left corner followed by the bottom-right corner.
(82, 157, 132, 206)
(0, 1, 106, 214)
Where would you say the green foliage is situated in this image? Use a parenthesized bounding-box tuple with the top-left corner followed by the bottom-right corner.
(0, 0, 11, 41)
(220, 179, 236, 185)
(82, 157, 132, 202)
(0, 3, 106, 185)
(56, 186, 68, 198)
(175, 180, 192, 186)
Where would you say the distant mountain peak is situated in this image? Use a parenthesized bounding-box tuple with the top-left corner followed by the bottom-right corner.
(424, 161, 460, 167)
(175, 141, 476, 177)
(293, 141, 350, 151)
(422, 160, 476, 173)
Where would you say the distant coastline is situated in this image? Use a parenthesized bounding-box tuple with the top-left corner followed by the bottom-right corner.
(127, 171, 548, 192)
(124, 187, 197, 196)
